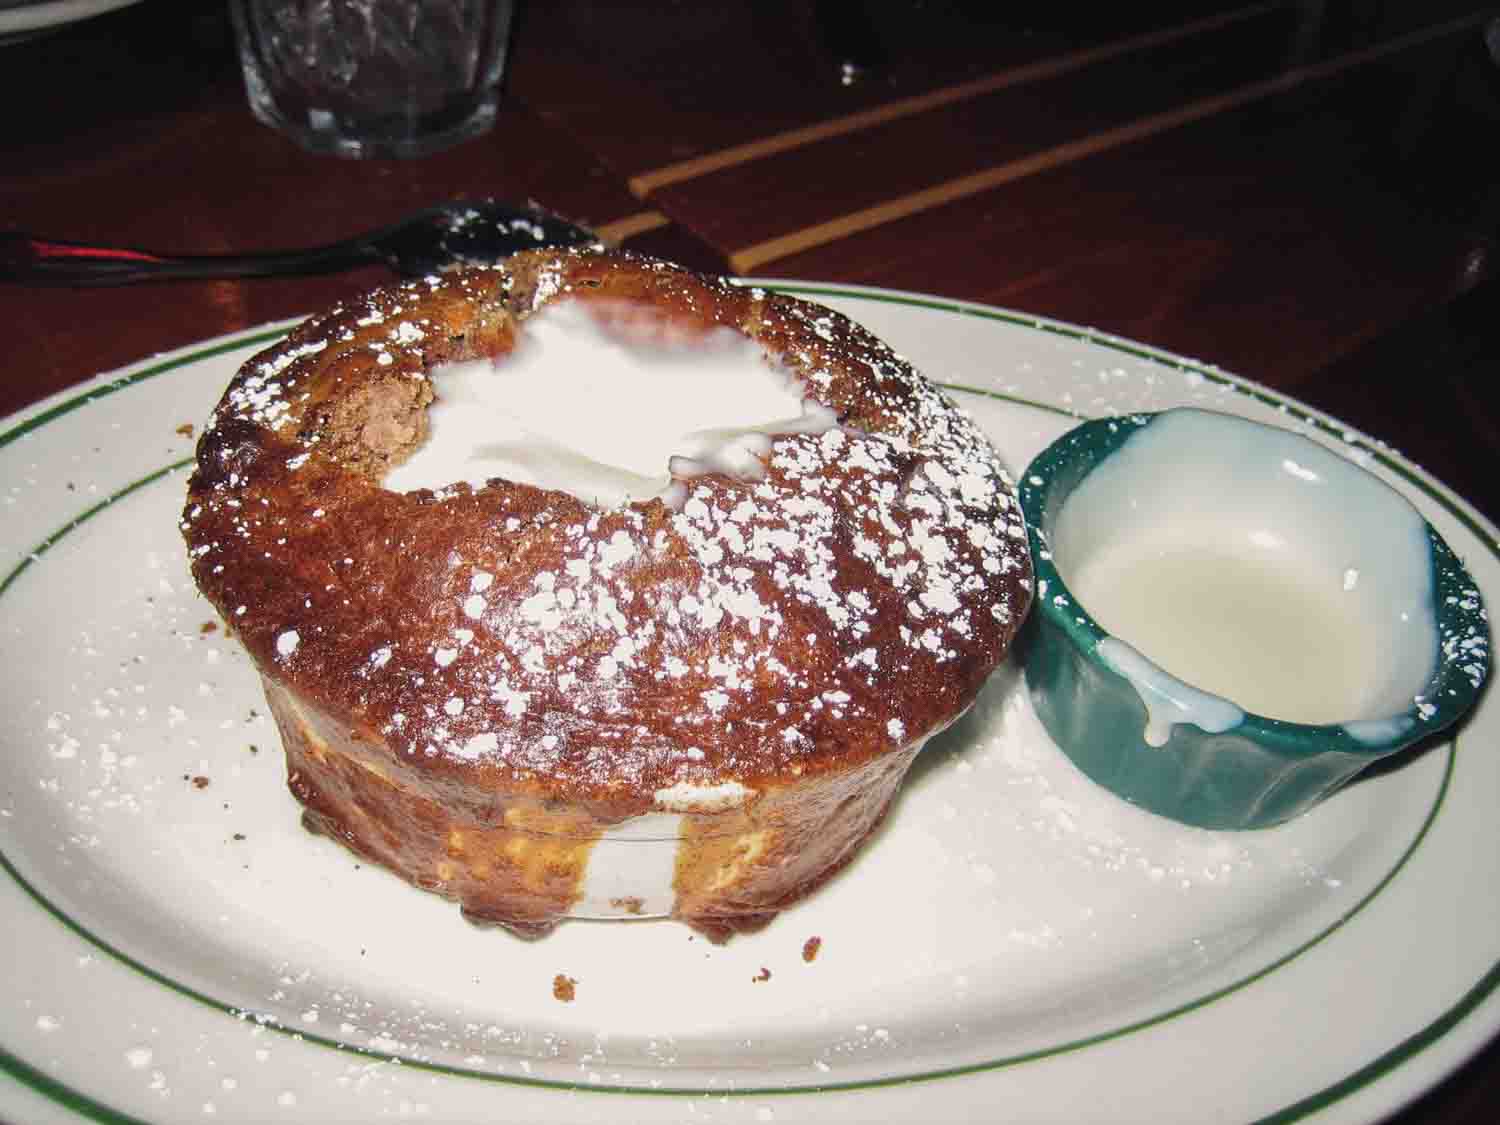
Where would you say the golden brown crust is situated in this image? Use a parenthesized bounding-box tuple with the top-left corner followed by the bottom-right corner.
(182, 248, 1033, 932)
(267, 681, 921, 939)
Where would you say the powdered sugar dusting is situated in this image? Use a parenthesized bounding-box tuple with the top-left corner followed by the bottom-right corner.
(183, 252, 1033, 802)
(1, 272, 1486, 1112)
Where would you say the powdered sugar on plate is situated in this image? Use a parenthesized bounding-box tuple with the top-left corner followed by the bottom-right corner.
(0, 289, 1483, 1123)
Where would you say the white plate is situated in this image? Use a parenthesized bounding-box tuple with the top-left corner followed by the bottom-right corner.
(1, 285, 1495, 1124)
(0, 0, 142, 39)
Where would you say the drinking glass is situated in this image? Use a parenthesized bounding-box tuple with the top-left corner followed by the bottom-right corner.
(229, 0, 517, 159)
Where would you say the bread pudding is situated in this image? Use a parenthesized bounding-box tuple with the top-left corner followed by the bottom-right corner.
(182, 249, 1033, 939)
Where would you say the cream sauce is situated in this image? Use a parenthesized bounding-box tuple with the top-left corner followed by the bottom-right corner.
(1052, 409, 1437, 738)
(1075, 545, 1382, 725)
(382, 298, 836, 506)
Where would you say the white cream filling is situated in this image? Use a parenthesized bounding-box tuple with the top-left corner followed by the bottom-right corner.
(573, 812, 683, 919)
(571, 784, 761, 920)
(651, 779, 756, 813)
(382, 298, 837, 506)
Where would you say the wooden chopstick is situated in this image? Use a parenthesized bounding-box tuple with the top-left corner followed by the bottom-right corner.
(593, 210, 671, 244)
(627, 2, 1286, 199)
(728, 10, 1490, 274)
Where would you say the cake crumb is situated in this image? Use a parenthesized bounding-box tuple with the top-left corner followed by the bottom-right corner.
(176, 423, 195, 437)
(610, 896, 644, 915)
(802, 936, 822, 963)
(199, 621, 218, 635)
(188, 775, 210, 789)
(553, 974, 577, 1002)
(752, 967, 771, 983)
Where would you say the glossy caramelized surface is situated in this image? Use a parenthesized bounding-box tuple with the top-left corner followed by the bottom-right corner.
(182, 249, 1032, 935)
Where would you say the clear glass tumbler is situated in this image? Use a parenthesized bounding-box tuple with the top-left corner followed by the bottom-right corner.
(229, 0, 517, 159)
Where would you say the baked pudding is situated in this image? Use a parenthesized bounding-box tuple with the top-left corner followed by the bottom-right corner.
(182, 249, 1033, 938)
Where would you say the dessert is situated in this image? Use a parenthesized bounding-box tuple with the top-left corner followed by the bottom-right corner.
(182, 248, 1033, 938)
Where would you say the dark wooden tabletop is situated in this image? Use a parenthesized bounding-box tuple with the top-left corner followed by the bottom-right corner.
(2, 1, 1497, 1120)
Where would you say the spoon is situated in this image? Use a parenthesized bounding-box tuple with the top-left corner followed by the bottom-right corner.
(0, 200, 602, 286)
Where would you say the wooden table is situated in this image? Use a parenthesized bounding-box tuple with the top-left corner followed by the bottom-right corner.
(2, 1, 1496, 1120)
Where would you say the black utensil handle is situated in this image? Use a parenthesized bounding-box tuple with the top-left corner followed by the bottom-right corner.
(0, 233, 177, 280)
(0, 232, 373, 285)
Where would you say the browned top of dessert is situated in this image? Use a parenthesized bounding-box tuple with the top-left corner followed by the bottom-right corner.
(182, 249, 1032, 817)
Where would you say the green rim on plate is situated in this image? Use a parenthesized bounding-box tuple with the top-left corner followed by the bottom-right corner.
(0, 292, 1496, 1122)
